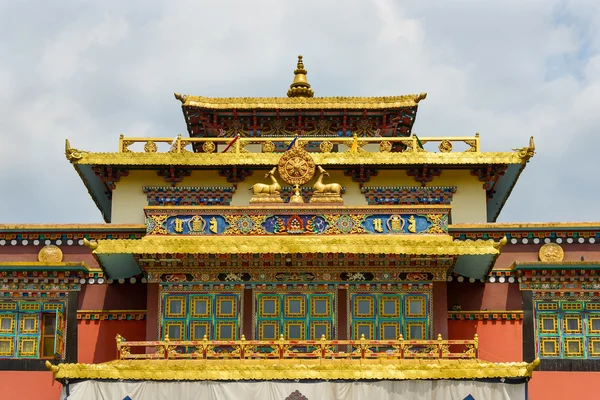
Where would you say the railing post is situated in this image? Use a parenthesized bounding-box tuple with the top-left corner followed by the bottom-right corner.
(360, 334, 366, 359)
(398, 334, 404, 359)
(475, 132, 480, 152)
(240, 334, 246, 359)
(118, 135, 124, 153)
(164, 334, 170, 360)
(320, 334, 327, 358)
(115, 334, 122, 360)
(437, 333, 443, 358)
(474, 333, 479, 358)
(202, 334, 208, 359)
(235, 139, 240, 154)
(278, 334, 286, 359)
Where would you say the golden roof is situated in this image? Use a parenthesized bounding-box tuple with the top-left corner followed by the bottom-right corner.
(174, 93, 426, 110)
(67, 150, 528, 166)
(88, 235, 504, 255)
(46, 358, 539, 381)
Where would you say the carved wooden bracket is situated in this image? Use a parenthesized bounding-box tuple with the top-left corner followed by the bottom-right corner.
(157, 167, 192, 187)
(218, 167, 253, 183)
(406, 167, 441, 186)
(470, 165, 508, 197)
(92, 166, 129, 192)
(344, 167, 378, 184)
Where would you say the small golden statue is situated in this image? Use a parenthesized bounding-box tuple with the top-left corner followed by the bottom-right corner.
(249, 167, 283, 204)
(310, 166, 343, 204)
(289, 184, 304, 204)
(513, 136, 535, 161)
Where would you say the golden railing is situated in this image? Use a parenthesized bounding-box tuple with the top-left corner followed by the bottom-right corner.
(115, 333, 478, 360)
(118, 134, 480, 154)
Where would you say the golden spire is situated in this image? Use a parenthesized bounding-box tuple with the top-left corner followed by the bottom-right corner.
(287, 55, 314, 98)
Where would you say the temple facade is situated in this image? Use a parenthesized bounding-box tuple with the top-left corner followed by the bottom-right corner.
(0, 56, 596, 399)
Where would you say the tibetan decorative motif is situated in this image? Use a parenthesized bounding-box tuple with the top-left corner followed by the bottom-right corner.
(144, 141, 158, 153)
(361, 186, 457, 206)
(249, 167, 283, 204)
(379, 140, 392, 152)
(77, 310, 146, 321)
(280, 186, 346, 204)
(153, 269, 445, 283)
(406, 167, 442, 186)
(438, 140, 453, 153)
(142, 186, 236, 206)
(538, 243, 565, 262)
(285, 391, 308, 400)
(311, 166, 343, 204)
(144, 206, 450, 236)
(344, 167, 379, 184)
(156, 167, 192, 186)
(470, 165, 508, 193)
(512, 136, 535, 161)
(64, 139, 88, 162)
(38, 245, 63, 263)
(319, 140, 333, 153)
(201, 141, 216, 153)
(91, 166, 129, 191)
(262, 141, 275, 153)
(47, 356, 540, 382)
(217, 167, 253, 183)
(448, 311, 523, 321)
(278, 145, 316, 186)
(288, 185, 304, 204)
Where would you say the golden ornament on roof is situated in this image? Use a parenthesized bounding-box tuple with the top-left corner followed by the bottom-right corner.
(38, 245, 63, 263)
(539, 243, 564, 262)
(278, 143, 316, 185)
(287, 55, 314, 98)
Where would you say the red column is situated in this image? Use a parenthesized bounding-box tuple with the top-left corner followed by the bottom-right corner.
(146, 283, 159, 341)
(337, 287, 347, 340)
(432, 282, 448, 338)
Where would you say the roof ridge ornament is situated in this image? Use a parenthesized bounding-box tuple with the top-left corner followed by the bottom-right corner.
(287, 55, 314, 98)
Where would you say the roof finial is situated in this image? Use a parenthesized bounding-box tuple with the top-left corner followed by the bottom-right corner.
(287, 55, 314, 98)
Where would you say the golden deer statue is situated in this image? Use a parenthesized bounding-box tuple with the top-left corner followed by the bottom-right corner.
(313, 166, 342, 195)
(308, 166, 343, 204)
(249, 167, 283, 204)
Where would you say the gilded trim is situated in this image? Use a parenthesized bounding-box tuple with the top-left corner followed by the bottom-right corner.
(91, 235, 503, 256)
(46, 358, 539, 381)
(0, 224, 145, 231)
(68, 151, 526, 167)
(510, 261, 600, 271)
(77, 310, 146, 320)
(0, 262, 101, 273)
(448, 311, 523, 321)
(450, 222, 600, 230)
(176, 94, 425, 110)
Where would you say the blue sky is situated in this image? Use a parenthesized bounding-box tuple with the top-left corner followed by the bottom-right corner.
(0, 0, 599, 223)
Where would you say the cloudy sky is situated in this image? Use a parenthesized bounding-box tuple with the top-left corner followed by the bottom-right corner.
(0, 0, 598, 223)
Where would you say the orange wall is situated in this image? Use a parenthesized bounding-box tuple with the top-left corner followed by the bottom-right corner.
(448, 319, 522, 362)
(447, 281, 522, 310)
(0, 371, 62, 399)
(529, 371, 600, 399)
(0, 244, 99, 267)
(493, 243, 600, 269)
(79, 283, 147, 310)
(78, 319, 146, 363)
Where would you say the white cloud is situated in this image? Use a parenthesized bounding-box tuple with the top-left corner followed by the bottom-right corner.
(0, 0, 599, 222)
(39, 15, 129, 84)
